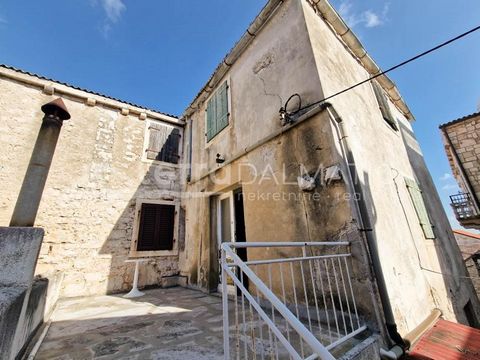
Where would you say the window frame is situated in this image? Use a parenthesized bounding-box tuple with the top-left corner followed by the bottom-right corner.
(371, 80, 399, 131)
(472, 253, 480, 276)
(204, 79, 232, 145)
(129, 199, 179, 257)
(142, 119, 182, 168)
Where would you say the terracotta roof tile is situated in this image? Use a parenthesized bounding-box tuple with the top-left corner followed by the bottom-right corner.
(0, 64, 178, 119)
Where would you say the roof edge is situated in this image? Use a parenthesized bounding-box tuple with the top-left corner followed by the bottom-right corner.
(453, 229, 480, 240)
(0, 64, 182, 126)
(182, 0, 414, 121)
(310, 0, 413, 120)
(439, 111, 480, 129)
(183, 0, 284, 118)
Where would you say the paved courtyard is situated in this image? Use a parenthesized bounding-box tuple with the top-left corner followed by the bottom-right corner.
(35, 287, 226, 360)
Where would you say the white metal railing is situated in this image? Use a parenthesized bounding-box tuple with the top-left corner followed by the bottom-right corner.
(221, 242, 367, 360)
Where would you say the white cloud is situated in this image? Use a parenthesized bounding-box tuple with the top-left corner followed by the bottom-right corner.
(100, 0, 126, 23)
(338, 1, 388, 29)
(442, 183, 458, 191)
(364, 10, 381, 28)
(440, 173, 452, 181)
(0, 14, 7, 24)
(91, 0, 126, 38)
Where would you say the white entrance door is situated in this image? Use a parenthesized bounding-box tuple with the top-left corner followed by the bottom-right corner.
(217, 191, 236, 293)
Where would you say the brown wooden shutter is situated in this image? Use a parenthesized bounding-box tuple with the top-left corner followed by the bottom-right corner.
(137, 203, 175, 251)
(146, 123, 181, 164)
(158, 128, 181, 164)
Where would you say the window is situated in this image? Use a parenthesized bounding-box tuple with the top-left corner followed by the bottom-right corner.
(472, 253, 480, 276)
(145, 121, 181, 164)
(464, 300, 480, 328)
(136, 203, 175, 251)
(206, 81, 229, 142)
(405, 178, 435, 239)
(372, 80, 398, 131)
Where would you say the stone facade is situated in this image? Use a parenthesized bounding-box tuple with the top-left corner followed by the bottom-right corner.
(440, 112, 480, 228)
(1, 0, 480, 355)
(454, 230, 480, 298)
(0, 68, 183, 297)
(442, 113, 480, 194)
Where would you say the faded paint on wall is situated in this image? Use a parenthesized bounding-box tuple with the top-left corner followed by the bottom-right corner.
(181, 0, 379, 330)
(300, 0, 480, 333)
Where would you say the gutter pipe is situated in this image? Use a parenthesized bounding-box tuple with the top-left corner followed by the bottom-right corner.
(184, 0, 284, 118)
(184, 0, 413, 121)
(324, 103, 406, 355)
(310, 0, 413, 120)
(189, 103, 325, 183)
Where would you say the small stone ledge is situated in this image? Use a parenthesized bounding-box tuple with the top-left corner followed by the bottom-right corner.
(338, 334, 381, 360)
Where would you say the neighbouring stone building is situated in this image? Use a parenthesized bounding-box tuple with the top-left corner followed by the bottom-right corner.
(0, 65, 184, 298)
(1, 0, 480, 359)
(440, 112, 480, 229)
(453, 229, 480, 324)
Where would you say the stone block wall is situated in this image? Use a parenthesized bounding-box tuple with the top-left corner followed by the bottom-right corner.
(465, 258, 480, 298)
(454, 231, 480, 298)
(0, 72, 183, 297)
(442, 114, 480, 198)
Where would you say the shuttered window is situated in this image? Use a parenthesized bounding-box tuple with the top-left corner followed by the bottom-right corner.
(137, 203, 175, 251)
(405, 178, 435, 239)
(146, 122, 181, 164)
(206, 81, 229, 142)
(372, 80, 398, 131)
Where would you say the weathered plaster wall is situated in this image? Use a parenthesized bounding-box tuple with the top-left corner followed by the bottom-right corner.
(0, 76, 182, 297)
(181, 0, 379, 328)
(300, 0, 480, 334)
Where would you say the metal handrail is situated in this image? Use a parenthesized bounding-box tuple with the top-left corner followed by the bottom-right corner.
(221, 241, 365, 360)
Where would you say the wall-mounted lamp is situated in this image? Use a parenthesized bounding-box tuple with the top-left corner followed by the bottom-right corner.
(216, 153, 225, 164)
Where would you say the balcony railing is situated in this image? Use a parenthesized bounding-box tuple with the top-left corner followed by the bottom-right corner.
(450, 193, 479, 220)
(221, 242, 367, 360)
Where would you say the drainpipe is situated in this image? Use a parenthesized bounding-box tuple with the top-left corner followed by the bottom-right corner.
(10, 98, 71, 227)
(324, 103, 405, 357)
(187, 118, 193, 182)
(440, 127, 480, 213)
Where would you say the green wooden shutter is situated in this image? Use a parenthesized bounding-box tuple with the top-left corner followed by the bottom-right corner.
(217, 81, 229, 132)
(372, 81, 398, 131)
(405, 178, 435, 239)
(206, 81, 229, 142)
(206, 97, 215, 141)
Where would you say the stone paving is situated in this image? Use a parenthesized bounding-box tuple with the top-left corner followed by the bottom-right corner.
(35, 287, 226, 360)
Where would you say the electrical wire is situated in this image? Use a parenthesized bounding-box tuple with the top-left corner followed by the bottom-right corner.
(297, 24, 480, 113)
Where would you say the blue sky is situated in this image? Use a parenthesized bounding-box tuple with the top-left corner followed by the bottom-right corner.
(1, 0, 479, 229)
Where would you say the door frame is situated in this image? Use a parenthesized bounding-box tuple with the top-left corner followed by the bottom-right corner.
(216, 191, 236, 294)
(217, 191, 236, 248)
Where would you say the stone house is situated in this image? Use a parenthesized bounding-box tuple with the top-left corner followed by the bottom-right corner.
(440, 112, 480, 229)
(453, 229, 480, 325)
(0, 65, 184, 298)
(181, 0, 480, 340)
(1, 0, 480, 358)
